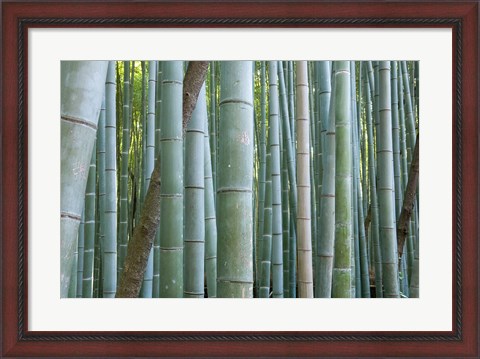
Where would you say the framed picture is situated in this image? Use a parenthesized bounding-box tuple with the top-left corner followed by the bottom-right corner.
(2, 1, 478, 357)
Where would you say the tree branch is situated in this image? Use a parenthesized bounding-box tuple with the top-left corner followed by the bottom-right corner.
(182, 61, 210, 133)
(397, 134, 419, 259)
(116, 61, 210, 297)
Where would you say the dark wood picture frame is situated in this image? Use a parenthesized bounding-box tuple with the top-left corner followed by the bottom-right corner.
(1, 1, 478, 357)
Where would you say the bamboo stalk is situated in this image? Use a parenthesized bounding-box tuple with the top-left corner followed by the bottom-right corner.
(295, 61, 314, 298)
(269, 61, 284, 298)
(184, 84, 206, 298)
(217, 61, 254, 298)
(377, 61, 400, 298)
(103, 61, 118, 298)
(60, 61, 108, 297)
(332, 61, 352, 298)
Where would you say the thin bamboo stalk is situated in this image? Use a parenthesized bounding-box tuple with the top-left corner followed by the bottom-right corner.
(153, 61, 162, 298)
(316, 62, 336, 298)
(184, 84, 206, 298)
(400, 61, 417, 166)
(209, 62, 217, 193)
(364, 62, 383, 297)
(377, 61, 400, 298)
(259, 143, 272, 298)
(103, 61, 118, 298)
(94, 96, 106, 298)
(277, 62, 298, 231)
(351, 61, 360, 298)
(82, 144, 96, 298)
(269, 61, 284, 298)
(204, 108, 217, 298)
(256, 62, 267, 292)
(281, 119, 290, 297)
(139, 61, 157, 298)
(118, 61, 131, 278)
(74, 211, 84, 298)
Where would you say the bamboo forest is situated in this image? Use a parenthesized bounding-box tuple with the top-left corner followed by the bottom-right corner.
(61, 60, 419, 299)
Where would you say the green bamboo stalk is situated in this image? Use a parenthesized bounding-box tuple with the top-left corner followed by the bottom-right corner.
(103, 61, 118, 298)
(316, 60, 331, 211)
(391, 61, 402, 218)
(398, 62, 408, 194)
(350, 61, 360, 298)
(366, 61, 375, 101)
(115, 64, 122, 185)
(377, 61, 400, 298)
(276, 65, 289, 296)
(354, 64, 370, 298)
(184, 84, 206, 298)
(289, 216, 297, 297)
(352, 158, 361, 298)
(295, 61, 314, 298)
(160, 61, 184, 297)
(332, 61, 352, 298)
(74, 211, 84, 298)
(139, 61, 157, 298)
(281, 120, 290, 297)
(373, 61, 380, 130)
(204, 107, 217, 298)
(60, 61, 108, 297)
(94, 96, 106, 298)
(353, 65, 370, 298)
(397, 66, 414, 281)
(127, 62, 136, 241)
(153, 61, 163, 298)
(217, 61, 254, 298)
(364, 62, 383, 297)
(391, 62, 406, 293)
(155, 61, 163, 151)
(308, 64, 318, 277)
(316, 62, 336, 298)
(268, 61, 284, 298)
(360, 64, 369, 219)
(409, 62, 415, 116)
(252, 108, 258, 297)
(82, 144, 96, 298)
(277, 62, 298, 229)
(356, 139, 371, 298)
(256, 61, 267, 292)
(400, 61, 417, 166)
(414, 62, 419, 123)
(288, 62, 295, 155)
(259, 142, 272, 298)
(140, 61, 147, 205)
(313, 63, 323, 210)
(69, 237, 78, 297)
(118, 61, 131, 278)
(209, 62, 217, 193)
